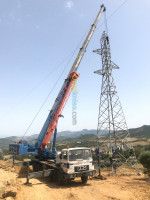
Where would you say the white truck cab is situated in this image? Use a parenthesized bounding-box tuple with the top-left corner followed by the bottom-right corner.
(56, 147, 96, 184)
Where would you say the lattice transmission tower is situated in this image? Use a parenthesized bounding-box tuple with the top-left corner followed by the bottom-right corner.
(94, 31, 139, 173)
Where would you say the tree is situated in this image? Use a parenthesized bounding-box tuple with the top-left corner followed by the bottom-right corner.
(139, 151, 150, 171)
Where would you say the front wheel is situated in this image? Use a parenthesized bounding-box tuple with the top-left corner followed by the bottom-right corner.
(57, 171, 63, 186)
(32, 162, 43, 172)
(81, 176, 88, 184)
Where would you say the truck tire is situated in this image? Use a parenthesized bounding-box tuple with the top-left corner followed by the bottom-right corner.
(32, 162, 38, 172)
(57, 171, 63, 186)
(49, 170, 56, 182)
(32, 162, 43, 172)
(81, 176, 88, 184)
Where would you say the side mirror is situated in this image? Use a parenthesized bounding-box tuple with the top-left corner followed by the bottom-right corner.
(59, 154, 62, 159)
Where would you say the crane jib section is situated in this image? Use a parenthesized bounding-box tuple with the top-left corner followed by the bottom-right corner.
(40, 72, 79, 150)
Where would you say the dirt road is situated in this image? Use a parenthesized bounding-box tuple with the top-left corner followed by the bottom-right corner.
(0, 161, 150, 200)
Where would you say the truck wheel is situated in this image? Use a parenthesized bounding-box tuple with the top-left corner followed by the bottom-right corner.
(57, 171, 63, 186)
(32, 162, 37, 172)
(33, 162, 43, 172)
(81, 176, 88, 184)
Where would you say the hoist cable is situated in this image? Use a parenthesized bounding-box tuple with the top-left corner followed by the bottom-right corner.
(104, 11, 108, 34)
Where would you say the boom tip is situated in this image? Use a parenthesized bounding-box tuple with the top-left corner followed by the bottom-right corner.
(101, 4, 106, 12)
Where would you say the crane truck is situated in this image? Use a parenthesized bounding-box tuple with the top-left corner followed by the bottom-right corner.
(9, 5, 105, 185)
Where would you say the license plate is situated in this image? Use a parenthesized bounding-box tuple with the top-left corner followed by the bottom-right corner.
(75, 165, 89, 172)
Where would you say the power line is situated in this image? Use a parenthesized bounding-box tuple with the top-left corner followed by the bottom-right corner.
(96, 0, 129, 31)
(22, 56, 72, 140)
(21, 34, 86, 139)
(108, 0, 129, 20)
(1, 31, 87, 122)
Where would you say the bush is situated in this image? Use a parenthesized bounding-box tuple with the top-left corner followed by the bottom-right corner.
(139, 151, 150, 170)
(145, 145, 150, 151)
(134, 148, 143, 158)
(0, 153, 3, 160)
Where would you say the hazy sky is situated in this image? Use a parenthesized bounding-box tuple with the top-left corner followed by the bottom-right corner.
(0, 0, 150, 138)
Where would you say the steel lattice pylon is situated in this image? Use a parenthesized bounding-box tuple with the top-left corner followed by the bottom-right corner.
(94, 31, 139, 174)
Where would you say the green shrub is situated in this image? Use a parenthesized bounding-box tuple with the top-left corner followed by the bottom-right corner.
(139, 151, 150, 170)
(134, 148, 143, 158)
(0, 153, 3, 160)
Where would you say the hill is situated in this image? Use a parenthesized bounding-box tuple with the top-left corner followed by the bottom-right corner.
(129, 125, 150, 138)
(0, 125, 150, 150)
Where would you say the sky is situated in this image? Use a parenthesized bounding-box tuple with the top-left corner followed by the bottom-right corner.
(0, 0, 150, 138)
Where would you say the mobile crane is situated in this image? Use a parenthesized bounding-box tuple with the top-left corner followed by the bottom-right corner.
(9, 5, 105, 184)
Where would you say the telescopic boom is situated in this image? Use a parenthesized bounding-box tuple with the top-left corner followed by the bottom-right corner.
(9, 5, 105, 158)
(36, 5, 105, 152)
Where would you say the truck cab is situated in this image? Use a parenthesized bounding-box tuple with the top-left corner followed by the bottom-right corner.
(56, 147, 96, 183)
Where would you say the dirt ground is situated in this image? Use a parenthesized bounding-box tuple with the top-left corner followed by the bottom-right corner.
(0, 160, 150, 200)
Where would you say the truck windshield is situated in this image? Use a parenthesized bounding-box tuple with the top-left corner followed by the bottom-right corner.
(69, 149, 92, 161)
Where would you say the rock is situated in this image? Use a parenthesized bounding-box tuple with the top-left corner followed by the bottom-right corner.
(2, 191, 16, 198)
(7, 181, 11, 186)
